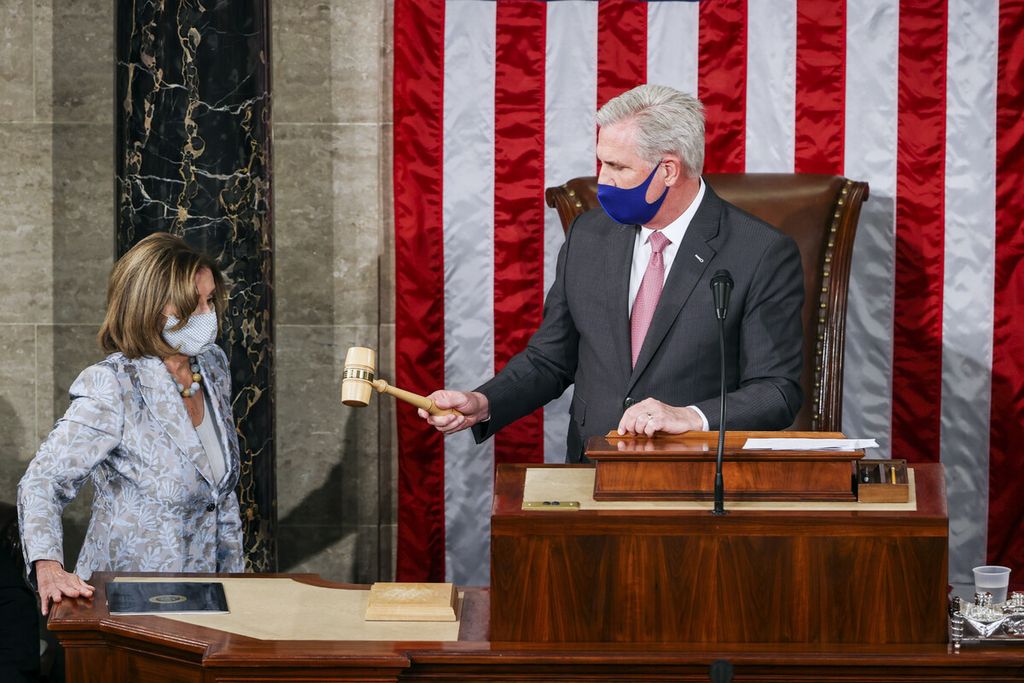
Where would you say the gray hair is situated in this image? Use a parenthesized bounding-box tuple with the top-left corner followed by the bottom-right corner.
(596, 84, 705, 177)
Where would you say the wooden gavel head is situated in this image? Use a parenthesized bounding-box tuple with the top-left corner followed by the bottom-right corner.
(341, 346, 376, 407)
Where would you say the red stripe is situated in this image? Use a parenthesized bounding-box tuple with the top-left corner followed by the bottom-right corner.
(493, 2, 547, 465)
(393, 0, 446, 581)
(794, 0, 846, 173)
(699, 0, 747, 173)
(891, 0, 947, 464)
(988, 0, 1024, 574)
(596, 0, 647, 110)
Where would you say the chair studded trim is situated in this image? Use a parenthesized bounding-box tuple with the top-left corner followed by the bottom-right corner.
(813, 180, 850, 430)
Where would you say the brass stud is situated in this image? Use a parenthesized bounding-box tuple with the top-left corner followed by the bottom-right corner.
(568, 189, 576, 197)
(575, 201, 582, 208)
(838, 198, 845, 206)
(825, 256, 832, 263)
(823, 270, 830, 277)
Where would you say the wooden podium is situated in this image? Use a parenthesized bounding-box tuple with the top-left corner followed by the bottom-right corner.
(490, 432, 949, 645)
(586, 430, 860, 501)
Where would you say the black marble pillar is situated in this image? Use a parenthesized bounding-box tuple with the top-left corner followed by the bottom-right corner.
(115, 0, 276, 571)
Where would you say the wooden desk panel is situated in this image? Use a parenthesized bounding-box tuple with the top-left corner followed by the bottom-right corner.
(491, 463, 949, 644)
(586, 431, 860, 501)
(48, 572, 1024, 682)
(51, 574, 417, 682)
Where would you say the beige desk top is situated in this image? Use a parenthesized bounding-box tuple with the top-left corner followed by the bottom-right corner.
(114, 577, 463, 641)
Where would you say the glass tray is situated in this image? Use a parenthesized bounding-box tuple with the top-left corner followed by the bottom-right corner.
(950, 593, 1024, 647)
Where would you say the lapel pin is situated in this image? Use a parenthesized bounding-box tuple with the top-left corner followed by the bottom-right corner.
(694, 254, 705, 263)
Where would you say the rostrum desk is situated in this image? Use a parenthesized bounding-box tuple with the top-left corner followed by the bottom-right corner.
(48, 465, 1024, 681)
(490, 437, 946, 644)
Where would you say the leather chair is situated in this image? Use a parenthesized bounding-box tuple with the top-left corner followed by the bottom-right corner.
(544, 174, 869, 432)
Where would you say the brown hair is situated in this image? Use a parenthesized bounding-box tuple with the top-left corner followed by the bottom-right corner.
(98, 233, 228, 358)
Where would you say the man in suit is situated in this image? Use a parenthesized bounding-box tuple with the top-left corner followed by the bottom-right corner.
(420, 84, 804, 462)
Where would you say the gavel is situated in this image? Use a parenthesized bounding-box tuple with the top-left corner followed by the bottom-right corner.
(341, 347, 461, 416)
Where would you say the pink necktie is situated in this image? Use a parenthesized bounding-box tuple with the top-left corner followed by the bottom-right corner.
(630, 231, 670, 368)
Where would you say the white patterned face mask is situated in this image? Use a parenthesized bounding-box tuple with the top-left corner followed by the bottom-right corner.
(163, 311, 218, 356)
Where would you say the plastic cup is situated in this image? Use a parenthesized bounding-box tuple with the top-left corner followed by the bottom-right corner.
(974, 565, 1011, 604)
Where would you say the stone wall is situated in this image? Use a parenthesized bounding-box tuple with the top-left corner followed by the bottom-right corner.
(272, 0, 396, 582)
(0, 0, 396, 583)
(0, 0, 115, 568)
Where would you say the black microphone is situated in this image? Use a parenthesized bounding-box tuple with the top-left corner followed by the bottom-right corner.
(709, 270, 733, 516)
(711, 270, 733, 320)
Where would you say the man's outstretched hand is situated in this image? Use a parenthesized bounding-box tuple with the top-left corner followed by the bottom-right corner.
(419, 390, 490, 434)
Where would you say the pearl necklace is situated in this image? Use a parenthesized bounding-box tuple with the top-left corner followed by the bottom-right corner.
(175, 358, 203, 398)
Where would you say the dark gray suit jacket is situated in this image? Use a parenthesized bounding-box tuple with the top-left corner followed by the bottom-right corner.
(472, 183, 804, 462)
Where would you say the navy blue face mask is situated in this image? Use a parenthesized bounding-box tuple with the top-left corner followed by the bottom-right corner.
(597, 161, 668, 225)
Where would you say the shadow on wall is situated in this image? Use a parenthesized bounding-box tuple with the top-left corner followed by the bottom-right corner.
(277, 415, 365, 579)
(0, 396, 26, 507)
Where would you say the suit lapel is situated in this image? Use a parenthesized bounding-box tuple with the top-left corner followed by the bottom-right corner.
(626, 188, 721, 394)
(605, 223, 639, 384)
(132, 356, 216, 486)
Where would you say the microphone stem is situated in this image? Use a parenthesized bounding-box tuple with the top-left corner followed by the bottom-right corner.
(713, 315, 727, 516)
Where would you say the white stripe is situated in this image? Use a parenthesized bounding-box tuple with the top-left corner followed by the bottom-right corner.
(842, 0, 898, 458)
(941, 0, 997, 587)
(647, 1, 699, 97)
(744, 0, 796, 172)
(442, 0, 496, 586)
(543, 1, 597, 463)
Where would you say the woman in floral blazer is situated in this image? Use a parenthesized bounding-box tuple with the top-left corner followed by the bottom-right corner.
(18, 233, 244, 615)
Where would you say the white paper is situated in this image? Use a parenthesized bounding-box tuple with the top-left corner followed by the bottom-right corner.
(741, 438, 879, 451)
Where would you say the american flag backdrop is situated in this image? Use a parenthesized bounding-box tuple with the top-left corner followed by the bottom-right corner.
(393, 0, 1024, 587)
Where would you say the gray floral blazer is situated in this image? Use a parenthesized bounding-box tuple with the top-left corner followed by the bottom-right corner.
(17, 346, 244, 580)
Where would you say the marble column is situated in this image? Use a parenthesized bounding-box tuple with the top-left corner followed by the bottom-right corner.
(115, 0, 276, 571)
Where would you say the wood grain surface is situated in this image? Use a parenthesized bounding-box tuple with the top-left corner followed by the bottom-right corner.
(47, 565, 1024, 681)
(492, 463, 948, 645)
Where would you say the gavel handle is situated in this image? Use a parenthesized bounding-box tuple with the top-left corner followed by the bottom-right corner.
(372, 380, 462, 416)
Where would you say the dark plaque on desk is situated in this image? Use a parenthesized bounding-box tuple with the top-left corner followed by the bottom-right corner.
(106, 582, 229, 615)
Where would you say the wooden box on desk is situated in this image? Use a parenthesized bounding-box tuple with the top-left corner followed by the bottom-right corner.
(586, 430, 859, 501)
(856, 459, 911, 503)
(490, 434, 948, 645)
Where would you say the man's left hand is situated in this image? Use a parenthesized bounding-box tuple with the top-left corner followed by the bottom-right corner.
(617, 398, 703, 437)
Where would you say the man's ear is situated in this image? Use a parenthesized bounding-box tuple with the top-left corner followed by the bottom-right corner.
(662, 156, 684, 186)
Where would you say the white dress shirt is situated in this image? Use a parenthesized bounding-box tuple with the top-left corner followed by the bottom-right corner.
(627, 179, 710, 431)
(628, 178, 707, 314)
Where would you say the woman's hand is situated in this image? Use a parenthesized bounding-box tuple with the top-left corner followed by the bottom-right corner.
(34, 559, 94, 616)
